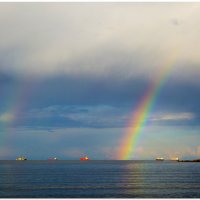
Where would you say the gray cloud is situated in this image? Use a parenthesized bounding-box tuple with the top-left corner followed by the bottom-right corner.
(0, 3, 200, 81)
(1, 71, 200, 129)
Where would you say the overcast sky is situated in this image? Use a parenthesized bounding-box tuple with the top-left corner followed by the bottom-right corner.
(1, 3, 200, 160)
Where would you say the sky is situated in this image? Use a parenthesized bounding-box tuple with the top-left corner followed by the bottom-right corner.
(0, 3, 200, 160)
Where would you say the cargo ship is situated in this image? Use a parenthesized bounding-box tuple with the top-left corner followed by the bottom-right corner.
(16, 156, 27, 161)
(155, 157, 164, 161)
(80, 156, 89, 161)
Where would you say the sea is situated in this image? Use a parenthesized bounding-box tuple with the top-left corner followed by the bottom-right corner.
(0, 160, 200, 198)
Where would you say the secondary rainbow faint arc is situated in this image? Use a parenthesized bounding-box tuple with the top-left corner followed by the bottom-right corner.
(119, 54, 178, 160)
(0, 79, 35, 148)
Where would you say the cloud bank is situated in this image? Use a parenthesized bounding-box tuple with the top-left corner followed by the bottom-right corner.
(0, 3, 200, 81)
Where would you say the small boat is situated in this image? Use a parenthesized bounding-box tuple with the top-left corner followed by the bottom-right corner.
(16, 156, 27, 161)
(80, 156, 89, 161)
(48, 157, 58, 160)
(155, 157, 164, 161)
(170, 157, 179, 161)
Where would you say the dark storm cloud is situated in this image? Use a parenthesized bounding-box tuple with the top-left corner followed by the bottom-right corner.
(153, 77, 200, 112)
(0, 72, 199, 128)
(23, 73, 200, 113)
(28, 74, 149, 108)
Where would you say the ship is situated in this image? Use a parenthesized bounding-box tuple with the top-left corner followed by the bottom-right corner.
(80, 156, 89, 161)
(155, 157, 164, 161)
(48, 157, 58, 160)
(16, 156, 27, 161)
(170, 157, 179, 161)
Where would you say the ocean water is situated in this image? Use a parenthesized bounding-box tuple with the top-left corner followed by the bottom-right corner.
(0, 160, 200, 198)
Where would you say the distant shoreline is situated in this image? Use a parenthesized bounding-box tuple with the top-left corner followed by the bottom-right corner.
(178, 159, 200, 162)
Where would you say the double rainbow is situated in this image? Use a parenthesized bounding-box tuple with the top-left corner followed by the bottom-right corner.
(119, 54, 178, 160)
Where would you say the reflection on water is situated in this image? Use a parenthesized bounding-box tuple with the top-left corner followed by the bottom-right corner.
(121, 161, 145, 197)
(0, 160, 200, 198)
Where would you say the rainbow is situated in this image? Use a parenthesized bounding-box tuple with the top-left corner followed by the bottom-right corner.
(0, 79, 35, 150)
(119, 54, 178, 160)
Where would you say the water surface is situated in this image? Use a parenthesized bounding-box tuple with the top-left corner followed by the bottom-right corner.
(0, 160, 200, 198)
